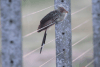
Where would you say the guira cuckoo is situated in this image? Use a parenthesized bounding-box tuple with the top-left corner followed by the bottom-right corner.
(37, 7, 68, 54)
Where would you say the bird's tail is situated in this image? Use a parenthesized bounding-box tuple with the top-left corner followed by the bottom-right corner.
(40, 30, 47, 54)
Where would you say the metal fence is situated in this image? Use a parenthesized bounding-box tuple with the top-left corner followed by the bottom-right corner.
(0, 0, 99, 67)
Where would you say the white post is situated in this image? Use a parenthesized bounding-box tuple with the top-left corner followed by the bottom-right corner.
(92, 0, 100, 67)
(1, 0, 22, 67)
(55, 0, 72, 67)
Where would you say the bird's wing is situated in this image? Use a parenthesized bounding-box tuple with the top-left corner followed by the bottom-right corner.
(37, 10, 60, 32)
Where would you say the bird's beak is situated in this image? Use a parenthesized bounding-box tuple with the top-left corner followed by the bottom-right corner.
(65, 11, 68, 13)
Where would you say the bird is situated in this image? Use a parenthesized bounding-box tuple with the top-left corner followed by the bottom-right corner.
(37, 7, 68, 54)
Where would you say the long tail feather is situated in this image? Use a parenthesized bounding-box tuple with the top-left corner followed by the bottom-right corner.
(40, 30, 47, 54)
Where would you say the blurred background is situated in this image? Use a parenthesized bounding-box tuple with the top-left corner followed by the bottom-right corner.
(0, 0, 93, 67)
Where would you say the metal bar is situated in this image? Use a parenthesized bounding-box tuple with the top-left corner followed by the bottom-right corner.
(55, 0, 72, 67)
(92, 0, 100, 67)
(1, 0, 22, 67)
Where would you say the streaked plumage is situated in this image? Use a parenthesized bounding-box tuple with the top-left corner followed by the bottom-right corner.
(37, 7, 68, 54)
(38, 10, 60, 32)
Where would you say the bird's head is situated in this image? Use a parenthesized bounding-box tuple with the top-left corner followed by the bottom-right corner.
(58, 7, 68, 13)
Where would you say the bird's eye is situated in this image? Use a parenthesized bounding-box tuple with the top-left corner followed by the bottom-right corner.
(61, 0, 64, 2)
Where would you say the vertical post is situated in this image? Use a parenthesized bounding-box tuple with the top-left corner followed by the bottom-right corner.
(1, 0, 22, 67)
(55, 0, 72, 67)
(92, 0, 100, 67)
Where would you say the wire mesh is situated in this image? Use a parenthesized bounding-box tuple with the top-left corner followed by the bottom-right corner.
(14, 0, 93, 67)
